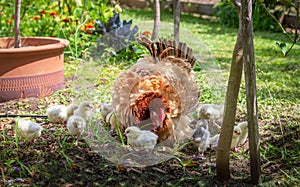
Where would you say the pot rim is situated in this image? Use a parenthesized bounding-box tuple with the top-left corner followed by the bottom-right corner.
(0, 37, 69, 53)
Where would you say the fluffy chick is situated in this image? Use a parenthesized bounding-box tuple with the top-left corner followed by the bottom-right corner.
(196, 119, 209, 130)
(191, 126, 210, 153)
(125, 126, 158, 149)
(231, 125, 242, 149)
(237, 121, 248, 145)
(73, 101, 93, 120)
(46, 103, 78, 123)
(66, 115, 86, 136)
(209, 126, 242, 151)
(16, 118, 44, 142)
(100, 102, 113, 121)
(46, 105, 68, 123)
(198, 104, 224, 128)
(210, 134, 220, 151)
(66, 103, 79, 118)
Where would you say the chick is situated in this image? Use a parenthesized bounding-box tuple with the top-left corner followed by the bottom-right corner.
(231, 125, 242, 149)
(16, 118, 44, 142)
(210, 134, 220, 151)
(209, 126, 242, 151)
(195, 119, 209, 130)
(100, 102, 113, 121)
(73, 101, 93, 120)
(46, 103, 78, 123)
(66, 103, 79, 118)
(125, 126, 158, 149)
(237, 121, 248, 145)
(198, 104, 224, 128)
(46, 105, 68, 123)
(191, 126, 210, 153)
(66, 115, 86, 136)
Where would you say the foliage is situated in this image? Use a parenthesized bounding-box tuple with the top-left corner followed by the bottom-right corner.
(0, 0, 141, 61)
(215, 0, 281, 31)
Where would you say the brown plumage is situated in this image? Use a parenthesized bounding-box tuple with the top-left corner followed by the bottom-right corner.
(111, 37, 199, 146)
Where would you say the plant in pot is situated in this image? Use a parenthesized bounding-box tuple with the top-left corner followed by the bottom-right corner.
(0, 0, 69, 102)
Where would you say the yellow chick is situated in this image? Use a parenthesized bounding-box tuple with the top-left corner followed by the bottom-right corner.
(125, 126, 158, 149)
(209, 125, 242, 151)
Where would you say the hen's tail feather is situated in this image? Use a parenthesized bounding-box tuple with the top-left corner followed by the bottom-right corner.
(137, 37, 197, 69)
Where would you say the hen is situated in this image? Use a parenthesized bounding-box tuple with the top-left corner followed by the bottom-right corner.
(16, 118, 44, 142)
(111, 37, 199, 146)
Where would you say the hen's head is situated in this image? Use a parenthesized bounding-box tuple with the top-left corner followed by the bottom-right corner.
(149, 98, 166, 128)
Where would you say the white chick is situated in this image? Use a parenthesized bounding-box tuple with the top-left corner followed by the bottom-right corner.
(125, 126, 158, 149)
(198, 104, 224, 128)
(210, 134, 220, 151)
(237, 121, 248, 145)
(66, 103, 79, 118)
(46, 103, 78, 123)
(196, 119, 209, 130)
(231, 125, 242, 149)
(191, 126, 210, 153)
(73, 101, 93, 120)
(100, 102, 113, 121)
(66, 115, 86, 136)
(209, 126, 242, 151)
(16, 118, 44, 142)
(46, 105, 68, 123)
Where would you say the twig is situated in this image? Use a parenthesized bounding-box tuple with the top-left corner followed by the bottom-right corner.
(231, 0, 241, 9)
(285, 0, 299, 56)
(0, 114, 48, 119)
(259, 2, 293, 42)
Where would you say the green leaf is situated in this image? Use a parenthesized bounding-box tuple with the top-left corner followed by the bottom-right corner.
(276, 42, 287, 56)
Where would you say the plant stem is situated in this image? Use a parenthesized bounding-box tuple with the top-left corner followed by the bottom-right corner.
(285, 0, 299, 56)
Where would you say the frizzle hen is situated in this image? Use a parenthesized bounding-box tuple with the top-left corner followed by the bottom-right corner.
(111, 37, 199, 146)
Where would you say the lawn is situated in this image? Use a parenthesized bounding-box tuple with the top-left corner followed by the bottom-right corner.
(0, 8, 299, 186)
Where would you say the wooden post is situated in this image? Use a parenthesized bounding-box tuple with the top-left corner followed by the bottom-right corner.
(14, 0, 21, 48)
(173, 0, 180, 43)
(241, 0, 261, 184)
(151, 0, 160, 41)
(216, 0, 243, 182)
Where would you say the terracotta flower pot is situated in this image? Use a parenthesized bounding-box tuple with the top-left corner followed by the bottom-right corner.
(0, 37, 69, 102)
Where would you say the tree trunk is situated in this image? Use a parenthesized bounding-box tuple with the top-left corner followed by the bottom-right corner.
(241, 0, 261, 184)
(173, 0, 180, 43)
(151, 0, 160, 41)
(14, 0, 21, 48)
(216, 1, 243, 182)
